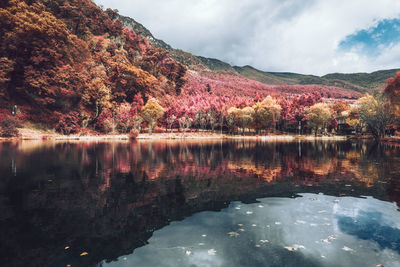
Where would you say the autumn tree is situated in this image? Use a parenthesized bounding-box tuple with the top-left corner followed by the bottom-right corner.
(141, 98, 164, 134)
(82, 72, 111, 120)
(178, 116, 192, 133)
(384, 72, 400, 119)
(238, 107, 255, 134)
(227, 107, 239, 134)
(306, 103, 332, 136)
(345, 107, 362, 134)
(331, 101, 350, 116)
(166, 115, 176, 132)
(356, 94, 395, 138)
(207, 108, 218, 133)
(252, 96, 282, 133)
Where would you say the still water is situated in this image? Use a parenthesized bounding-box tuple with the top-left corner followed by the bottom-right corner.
(0, 140, 399, 267)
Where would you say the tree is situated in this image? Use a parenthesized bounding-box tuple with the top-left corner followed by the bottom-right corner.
(345, 107, 362, 133)
(0, 116, 20, 137)
(55, 111, 81, 135)
(166, 115, 176, 132)
(306, 103, 332, 136)
(178, 116, 192, 134)
(227, 107, 239, 134)
(384, 72, 400, 124)
(331, 101, 350, 116)
(207, 108, 218, 133)
(238, 107, 254, 134)
(356, 94, 395, 138)
(141, 98, 164, 134)
(252, 96, 281, 133)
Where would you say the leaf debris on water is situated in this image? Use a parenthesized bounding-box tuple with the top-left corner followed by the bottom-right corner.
(208, 249, 216, 255)
(342, 246, 354, 252)
(284, 244, 305, 251)
(228, 232, 240, 237)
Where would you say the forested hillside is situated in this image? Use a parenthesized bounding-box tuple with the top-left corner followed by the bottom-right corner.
(0, 0, 185, 126)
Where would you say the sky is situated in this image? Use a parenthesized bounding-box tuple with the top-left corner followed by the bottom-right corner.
(94, 0, 400, 76)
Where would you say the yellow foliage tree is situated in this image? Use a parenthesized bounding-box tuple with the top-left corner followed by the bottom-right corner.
(141, 98, 164, 134)
(252, 96, 282, 133)
(306, 103, 332, 136)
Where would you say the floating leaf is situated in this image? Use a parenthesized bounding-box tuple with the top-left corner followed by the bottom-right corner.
(228, 232, 240, 237)
(207, 249, 216, 255)
(342, 246, 354, 252)
(284, 244, 305, 251)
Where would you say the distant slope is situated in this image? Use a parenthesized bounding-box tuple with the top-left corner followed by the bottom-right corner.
(119, 13, 399, 94)
(322, 69, 400, 92)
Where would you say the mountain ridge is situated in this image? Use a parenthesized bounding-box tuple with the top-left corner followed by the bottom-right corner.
(117, 13, 398, 93)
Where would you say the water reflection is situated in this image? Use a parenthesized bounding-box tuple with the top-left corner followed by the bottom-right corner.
(0, 140, 399, 267)
(103, 194, 400, 267)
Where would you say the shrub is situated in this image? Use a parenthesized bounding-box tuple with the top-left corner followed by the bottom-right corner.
(95, 109, 114, 133)
(0, 116, 21, 137)
(55, 112, 81, 135)
(129, 129, 139, 140)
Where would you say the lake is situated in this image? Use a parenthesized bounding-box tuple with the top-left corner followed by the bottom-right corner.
(0, 140, 399, 267)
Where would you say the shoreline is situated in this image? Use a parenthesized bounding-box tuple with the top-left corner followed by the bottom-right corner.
(0, 130, 351, 142)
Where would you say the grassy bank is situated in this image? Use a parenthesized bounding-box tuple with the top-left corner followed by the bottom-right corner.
(0, 127, 353, 142)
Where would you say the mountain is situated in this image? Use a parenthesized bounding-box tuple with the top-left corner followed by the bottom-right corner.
(118, 14, 397, 94)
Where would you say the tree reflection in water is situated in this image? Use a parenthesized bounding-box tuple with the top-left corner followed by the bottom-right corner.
(0, 140, 399, 267)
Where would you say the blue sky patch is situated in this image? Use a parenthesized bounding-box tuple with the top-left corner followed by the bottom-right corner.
(339, 18, 400, 56)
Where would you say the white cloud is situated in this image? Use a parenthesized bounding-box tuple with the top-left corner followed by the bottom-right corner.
(94, 0, 400, 75)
